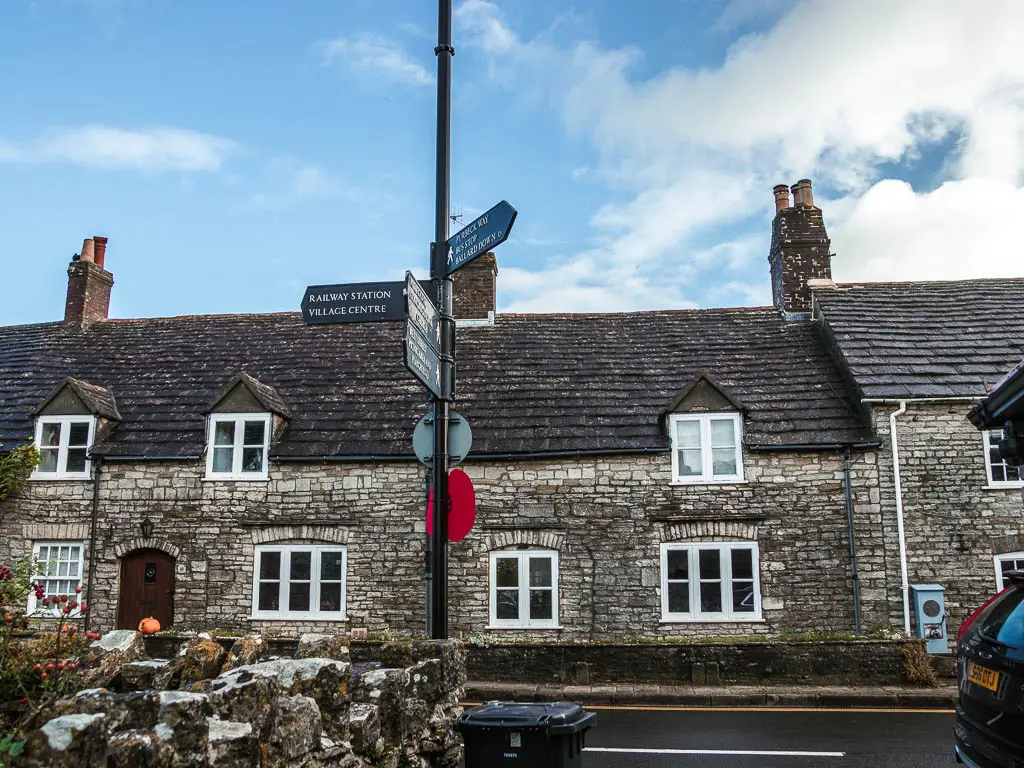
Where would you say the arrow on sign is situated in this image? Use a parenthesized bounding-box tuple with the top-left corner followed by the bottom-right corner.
(446, 200, 517, 275)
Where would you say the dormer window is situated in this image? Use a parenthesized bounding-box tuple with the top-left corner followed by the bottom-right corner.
(664, 373, 746, 485)
(206, 413, 271, 480)
(32, 416, 95, 480)
(669, 413, 744, 484)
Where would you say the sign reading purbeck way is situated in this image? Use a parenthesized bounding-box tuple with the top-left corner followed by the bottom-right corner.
(446, 200, 517, 275)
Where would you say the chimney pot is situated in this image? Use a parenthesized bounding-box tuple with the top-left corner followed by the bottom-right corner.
(80, 238, 95, 263)
(795, 179, 814, 208)
(93, 236, 108, 269)
(773, 184, 790, 213)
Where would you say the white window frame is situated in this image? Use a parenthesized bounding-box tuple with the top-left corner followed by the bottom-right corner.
(31, 416, 95, 480)
(206, 413, 272, 480)
(983, 429, 1023, 489)
(995, 552, 1024, 590)
(660, 542, 762, 622)
(669, 412, 744, 484)
(28, 541, 85, 614)
(251, 544, 347, 621)
(488, 550, 560, 629)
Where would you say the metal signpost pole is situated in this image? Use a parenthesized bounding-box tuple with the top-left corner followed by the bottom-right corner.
(430, 0, 454, 640)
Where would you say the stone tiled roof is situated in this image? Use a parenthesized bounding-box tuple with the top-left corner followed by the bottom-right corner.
(0, 309, 869, 458)
(814, 279, 1024, 400)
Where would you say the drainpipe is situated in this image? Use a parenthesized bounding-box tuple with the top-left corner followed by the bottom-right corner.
(889, 401, 911, 635)
(84, 455, 102, 632)
(843, 448, 862, 634)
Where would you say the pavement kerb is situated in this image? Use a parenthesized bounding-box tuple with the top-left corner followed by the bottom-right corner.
(464, 681, 958, 709)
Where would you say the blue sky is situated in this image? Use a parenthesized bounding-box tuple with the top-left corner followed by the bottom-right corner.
(1, 0, 1022, 325)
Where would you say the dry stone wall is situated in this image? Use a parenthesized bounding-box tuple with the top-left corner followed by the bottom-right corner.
(19, 633, 465, 768)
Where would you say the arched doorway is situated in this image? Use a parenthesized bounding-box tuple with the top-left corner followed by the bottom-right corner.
(117, 549, 175, 630)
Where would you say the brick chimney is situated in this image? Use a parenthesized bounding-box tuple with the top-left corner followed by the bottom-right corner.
(767, 179, 832, 318)
(452, 252, 497, 323)
(64, 236, 114, 328)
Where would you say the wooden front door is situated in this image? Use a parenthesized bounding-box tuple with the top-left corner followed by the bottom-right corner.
(117, 549, 175, 631)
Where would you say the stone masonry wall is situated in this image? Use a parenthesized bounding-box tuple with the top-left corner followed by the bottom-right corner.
(870, 402, 1024, 637)
(0, 447, 885, 641)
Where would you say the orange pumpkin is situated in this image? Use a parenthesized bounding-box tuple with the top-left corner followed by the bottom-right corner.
(137, 617, 161, 635)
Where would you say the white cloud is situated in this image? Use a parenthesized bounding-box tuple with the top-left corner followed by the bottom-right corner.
(457, 0, 1024, 311)
(245, 159, 357, 209)
(833, 178, 1024, 282)
(320, 32, 433, 87)
(0, 126, 238, 171)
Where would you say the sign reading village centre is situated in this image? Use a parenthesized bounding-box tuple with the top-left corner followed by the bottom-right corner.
(301, 280, 432, 325)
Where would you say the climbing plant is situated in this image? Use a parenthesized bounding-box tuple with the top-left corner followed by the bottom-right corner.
(0, 447, 38, 503)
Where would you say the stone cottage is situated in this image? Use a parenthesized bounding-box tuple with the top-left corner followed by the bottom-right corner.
(1, 180, 1022, 642)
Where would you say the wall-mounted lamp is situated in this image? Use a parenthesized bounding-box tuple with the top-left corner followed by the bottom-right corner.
(140, 517, 154, 539)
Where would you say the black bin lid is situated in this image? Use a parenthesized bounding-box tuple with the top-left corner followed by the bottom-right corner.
(459, 701, 596, 734)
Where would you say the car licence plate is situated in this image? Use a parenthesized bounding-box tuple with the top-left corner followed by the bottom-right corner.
(968, 662, 1000, 692)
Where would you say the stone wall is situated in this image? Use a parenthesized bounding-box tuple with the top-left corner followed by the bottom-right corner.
(18, 633, 465, 768)
(0, 446, 886, 641)
(464, 640, 914, 686)
(870, 402, 1024, 637)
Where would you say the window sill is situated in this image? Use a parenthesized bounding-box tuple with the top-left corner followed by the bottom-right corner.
(248, 615, 347, 622)
(30, 475, 92, 482)
(204, 477, 270, 483)
(486, 624, 563, 631)
(670, 479, 747, 487)
(660, 616, 765, 624)
(986, 482, 1024, 490)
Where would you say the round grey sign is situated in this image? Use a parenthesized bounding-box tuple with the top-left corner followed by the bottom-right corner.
(413, 411, 472, 467)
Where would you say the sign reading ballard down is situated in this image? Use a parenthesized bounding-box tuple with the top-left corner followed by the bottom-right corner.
(301, 280, 429, 324)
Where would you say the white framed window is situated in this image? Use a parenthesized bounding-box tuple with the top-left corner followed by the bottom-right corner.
(488, 550, 559, 629)
(660, 542, 762, 622)
(995, 552, 1024, 589)
(251, 544, 346, 620)
(31, 416, 95, 480)
(206, 413, 271, 480)
(28, 542, 85, 613)
(669, 413, 744, 484)
(984, 429, 1023, 488)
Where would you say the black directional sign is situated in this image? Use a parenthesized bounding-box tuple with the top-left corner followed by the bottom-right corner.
(302, 280, 432, 325)
(404, 322, 452, 400)
(446, 200, 517, 275)
(404, 271, 441, 353)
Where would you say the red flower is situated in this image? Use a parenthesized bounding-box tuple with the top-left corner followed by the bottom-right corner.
(74, 586, 83, 594)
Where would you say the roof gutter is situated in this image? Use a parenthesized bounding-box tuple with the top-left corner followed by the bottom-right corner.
(271, 447, 672, 463)
(862, 397, 984, 403)
(748, 442, 880, 452)
(889, 400, 912, 636)
(97, 455, 203, 461)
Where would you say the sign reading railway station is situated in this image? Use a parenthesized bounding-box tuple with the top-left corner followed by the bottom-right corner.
(301, 280, 407, 324)
(301, 279, 433, 325)
(446, 200, 517, 275)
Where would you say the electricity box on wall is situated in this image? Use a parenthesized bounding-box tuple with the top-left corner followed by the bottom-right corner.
(910, 584, 947, 654)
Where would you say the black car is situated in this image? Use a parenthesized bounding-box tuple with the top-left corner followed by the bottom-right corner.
(956, 572, 1024, 767)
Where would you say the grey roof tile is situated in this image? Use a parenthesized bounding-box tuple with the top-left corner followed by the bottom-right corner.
(0, 309, 870, 457)
(815, 279, 1024, 400)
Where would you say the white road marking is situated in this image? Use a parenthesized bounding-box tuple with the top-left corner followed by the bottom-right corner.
(586, 747, 845, 758)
